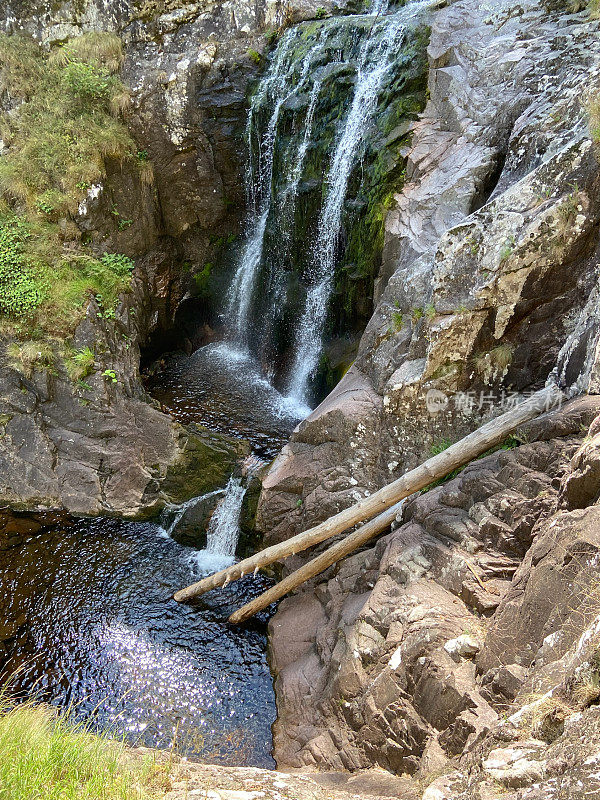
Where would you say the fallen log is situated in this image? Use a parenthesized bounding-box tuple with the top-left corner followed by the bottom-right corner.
(174, 384, 562, 604)
(228, 501, 405, 624)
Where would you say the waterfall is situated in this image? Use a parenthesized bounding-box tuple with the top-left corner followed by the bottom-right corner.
(226, 33, 323, 344)
(287, 1, 426, 404)
(205, 475, 245, 557)
(222, 0, 429, 408)
(188, 456, 266, 574)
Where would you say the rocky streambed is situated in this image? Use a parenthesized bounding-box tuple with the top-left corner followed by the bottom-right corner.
(0, 342, 311, 769)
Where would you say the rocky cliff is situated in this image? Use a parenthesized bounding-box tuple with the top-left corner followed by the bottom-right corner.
(0, 0, 342, 516)
(258, 0, 600, 794)
(2, 0, 600, 796)
(257, 0, 600, 543)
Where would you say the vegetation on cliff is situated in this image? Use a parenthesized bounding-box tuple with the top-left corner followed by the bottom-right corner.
(0, 33, 140, 356)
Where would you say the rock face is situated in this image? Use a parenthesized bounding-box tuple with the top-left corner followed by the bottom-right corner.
(0, 267, 248, 517)
(268, 398, 600, 792)
(0, 0, 338, 516)
(257, 0, 600, 544)
(259, 0, 600, 783)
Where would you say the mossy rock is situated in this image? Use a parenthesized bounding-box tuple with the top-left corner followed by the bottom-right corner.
(237, 475, 264, 557)
(161, 426, 250, 505)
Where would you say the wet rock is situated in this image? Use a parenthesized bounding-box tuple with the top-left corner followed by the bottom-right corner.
(257, 0, 600, 550)
(0, 613, 27, 641)
(161, 492, 222, 547)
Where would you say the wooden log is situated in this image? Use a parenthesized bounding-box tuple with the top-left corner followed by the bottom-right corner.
(228, 501, 405, 624)
(174, 384, 562, 604)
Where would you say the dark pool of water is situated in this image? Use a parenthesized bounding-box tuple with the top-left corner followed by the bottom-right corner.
(0, 517, 276, 767)
(146, 342, 311, 458)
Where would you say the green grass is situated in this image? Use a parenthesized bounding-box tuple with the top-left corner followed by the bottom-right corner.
(0, 214, 134, 340)
(0, 696, 169, 800)
(64, 346, 95, 381)
(391, 310, 404, 331)
(0, 32, 141, 346)
(0, 32, 132, 215)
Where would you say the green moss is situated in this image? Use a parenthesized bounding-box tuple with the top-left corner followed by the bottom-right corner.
(161, 427, 250, 507)
(194, 262, 213, 295)
(247, 48, 262, 65)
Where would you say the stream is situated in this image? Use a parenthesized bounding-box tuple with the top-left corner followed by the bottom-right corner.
(0, 0, 431, 770)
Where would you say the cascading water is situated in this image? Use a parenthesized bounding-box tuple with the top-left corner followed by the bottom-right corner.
(206, 476, 245, 552)
(287, 1, 426, 403)
(223, 0, 430, 408)
(192, 456, 265, 572)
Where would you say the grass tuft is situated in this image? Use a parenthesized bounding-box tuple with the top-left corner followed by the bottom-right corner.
(0, 32, 134, 216)
(0, 694, 168, 800)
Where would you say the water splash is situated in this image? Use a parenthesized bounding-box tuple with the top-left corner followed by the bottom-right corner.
(206, 476, 245, 557)
(370, 0, 390, 14)
(159, 490, 223, 540)
(191, 455, 269, 575)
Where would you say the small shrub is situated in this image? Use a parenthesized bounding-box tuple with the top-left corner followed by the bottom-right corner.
(0, 216, 46, 316)
(102, 368, 118, 383)
(247, 48, 262, 65)
(558, 183, 582, 225)
(490, 343, 514, 371)
(391, 310, 403, 330)
(411, 307, 424, 323)
(62, 60, 111, 103)
(315, 7, 327, 18)
(65, 346, 95, 381)
(100, 252, 135, 276)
